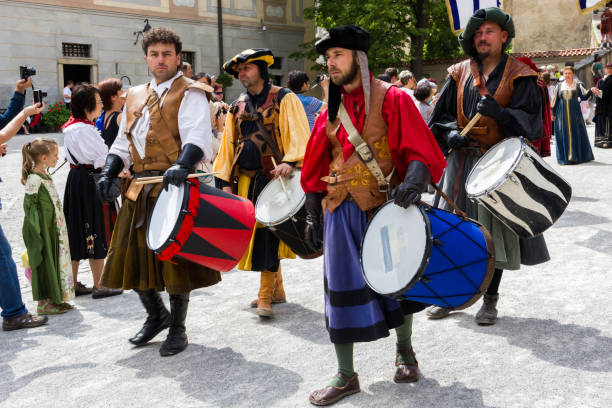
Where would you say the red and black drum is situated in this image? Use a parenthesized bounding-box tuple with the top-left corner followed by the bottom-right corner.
(147, 178, 255, 272)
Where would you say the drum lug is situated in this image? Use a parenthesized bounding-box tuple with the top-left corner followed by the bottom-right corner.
(509, 175, 519, 184)
(433, 238, 443, 246)
(486, 193, 498, 204)
(269, 225, 276, 231)
(181, 209, 193, 216)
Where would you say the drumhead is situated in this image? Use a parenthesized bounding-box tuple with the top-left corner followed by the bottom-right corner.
(147, 184, 186, 251)
(360, 202, 430, 296)
(255, 170, 305, 226)
(465, 137, 524, 197)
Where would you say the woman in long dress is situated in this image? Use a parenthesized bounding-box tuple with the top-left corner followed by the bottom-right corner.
(551, 66, 595, 164)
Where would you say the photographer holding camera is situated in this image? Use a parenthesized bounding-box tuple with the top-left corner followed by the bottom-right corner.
(0, 76, 34, 129)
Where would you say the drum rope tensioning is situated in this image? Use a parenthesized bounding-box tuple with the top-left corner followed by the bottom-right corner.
(360, 188, 496, 310)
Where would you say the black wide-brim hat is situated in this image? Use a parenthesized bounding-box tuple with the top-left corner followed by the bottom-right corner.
(458, 7, 515, 58)
(223, 48, 274, 79)
(315, 25, 370, 55)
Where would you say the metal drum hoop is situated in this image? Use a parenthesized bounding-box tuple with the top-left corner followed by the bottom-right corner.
(254, 172, 306, 227)
(146, 181, 190, 253)
(359, 201, 433, 299)
(466, 137, 528, 198)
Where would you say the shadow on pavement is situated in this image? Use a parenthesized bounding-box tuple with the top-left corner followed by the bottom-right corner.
(0, 362, 96, 403)
(553, 209, 611, 228)
(570, 196, 599, 202)
(576, 229, 612, 254)
(457, 315, 612, 372)
(337, 377, 493, 408)
(254, 302, 328, 344)
(116, 344, 302, 407)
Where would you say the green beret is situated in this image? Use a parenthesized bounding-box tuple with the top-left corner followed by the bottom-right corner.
(458, 7, 515, 58)
(223, 48, 274, 79)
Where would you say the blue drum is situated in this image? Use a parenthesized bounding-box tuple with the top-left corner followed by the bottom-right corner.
(360, 201, 495, 309)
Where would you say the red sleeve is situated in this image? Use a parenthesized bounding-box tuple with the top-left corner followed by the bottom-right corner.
(382, 86, 446, 183)
(300, 109, 331, 193)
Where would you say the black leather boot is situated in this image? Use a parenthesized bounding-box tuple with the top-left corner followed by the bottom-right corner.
(159, 293, 189, 357)
(475, 294, 499, 325)
(129, 289, 171, 346)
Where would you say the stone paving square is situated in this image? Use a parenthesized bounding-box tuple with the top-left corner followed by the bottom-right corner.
(1, 131, 611, 408)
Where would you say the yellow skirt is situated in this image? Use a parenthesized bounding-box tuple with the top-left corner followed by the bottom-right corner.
(236, 174, 295, 271)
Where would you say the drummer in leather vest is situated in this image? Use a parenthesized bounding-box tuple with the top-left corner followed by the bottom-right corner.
(427, 7, 550, 325)
(213, 48, 310, 318)
(96, 27, 221, 357)
(300, 25, 446, 406)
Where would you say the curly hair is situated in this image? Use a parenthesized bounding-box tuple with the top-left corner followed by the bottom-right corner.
(287, 70, 309, 93)
(141, 27, 182, 55)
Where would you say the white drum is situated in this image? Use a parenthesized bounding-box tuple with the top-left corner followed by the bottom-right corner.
(255, 170, 321, 259)
(465, 137, 572, 238)
(361, 202, 495, 309)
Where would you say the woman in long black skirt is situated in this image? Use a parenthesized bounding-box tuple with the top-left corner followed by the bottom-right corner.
(62, 84, 122, 299)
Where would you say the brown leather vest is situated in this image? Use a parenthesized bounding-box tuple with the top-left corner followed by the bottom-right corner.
(449, 56, 537, 148)
(124, 76, 209, 172)
(230, 85, 284, 167)
(323, 79, 401, 213)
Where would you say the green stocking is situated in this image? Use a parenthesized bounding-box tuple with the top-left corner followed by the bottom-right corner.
(395, 314, 417, 365)
(329, 343, 355, 387)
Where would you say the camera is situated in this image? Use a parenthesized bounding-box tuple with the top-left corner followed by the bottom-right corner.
(19, 66, 36, 80)
(33, 89, 47, 104)
(314, 74, 325, 84)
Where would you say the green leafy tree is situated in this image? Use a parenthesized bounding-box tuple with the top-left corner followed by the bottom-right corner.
(291, 0, 461, 78)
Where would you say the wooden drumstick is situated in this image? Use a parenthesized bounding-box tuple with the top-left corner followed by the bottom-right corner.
(271, 157, 291, 200)
(134, 172, 219, 185)
(460, 112, 482, 138)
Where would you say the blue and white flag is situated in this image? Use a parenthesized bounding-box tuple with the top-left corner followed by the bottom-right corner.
(578, 0, 607, 15)
(446, 0, 501, 34)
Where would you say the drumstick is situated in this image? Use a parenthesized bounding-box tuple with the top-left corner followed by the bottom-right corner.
(271, 157, 291, 200)
(134, 172, 219, 185)
(460, 112, 482, 138)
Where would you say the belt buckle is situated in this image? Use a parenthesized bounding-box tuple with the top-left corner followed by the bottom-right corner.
(329, 172, 338, 185)
(356, 144, 374, 162)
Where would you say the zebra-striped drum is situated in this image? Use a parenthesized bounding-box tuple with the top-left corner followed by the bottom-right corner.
(465, 137, 572, 238)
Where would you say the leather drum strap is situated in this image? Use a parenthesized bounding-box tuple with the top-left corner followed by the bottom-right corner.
(338, 103, 390, 187)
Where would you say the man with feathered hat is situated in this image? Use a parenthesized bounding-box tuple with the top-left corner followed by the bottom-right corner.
(300, 25, 446, 405)
(427, 7, 549, 325)
(213, 48, 310, 318)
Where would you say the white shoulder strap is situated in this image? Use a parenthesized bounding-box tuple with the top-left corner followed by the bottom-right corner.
(337, 102, 390, 186)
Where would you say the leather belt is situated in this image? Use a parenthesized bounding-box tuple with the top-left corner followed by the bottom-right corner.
(320, 172, 354, 185)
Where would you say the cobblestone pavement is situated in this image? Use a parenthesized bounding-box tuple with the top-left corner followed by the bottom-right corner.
(1, 131, 611, 408)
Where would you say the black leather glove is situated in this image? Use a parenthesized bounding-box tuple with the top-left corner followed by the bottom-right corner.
(393, 160, 431, 209)
(304, 192, 325, 252)
(96, 154, 124, 202)
(476, 94, 509, 123)
(163, 143, 204, 190)
(445, 129, 468, 150)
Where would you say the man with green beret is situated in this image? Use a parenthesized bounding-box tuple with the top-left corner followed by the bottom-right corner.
(213, 48, 310, 318)
(427, 7, 550, 325)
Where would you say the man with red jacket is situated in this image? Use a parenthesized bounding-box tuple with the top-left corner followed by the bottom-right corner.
(300, 25, 446, 406)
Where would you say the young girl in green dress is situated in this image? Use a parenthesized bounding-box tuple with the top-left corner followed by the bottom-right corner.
(22, 138, 74, 314)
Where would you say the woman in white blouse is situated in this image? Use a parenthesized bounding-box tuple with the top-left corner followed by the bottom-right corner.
(62, 84, 122, 299)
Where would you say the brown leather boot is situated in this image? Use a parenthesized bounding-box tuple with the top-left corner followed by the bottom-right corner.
(393, 348, 419, 383)
(250, 268, 286, 307)
(256, 271, 276, 317)
(475, 294, 499, 325)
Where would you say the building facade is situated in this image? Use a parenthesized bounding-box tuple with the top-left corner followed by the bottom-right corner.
(0, 0, 314, 105)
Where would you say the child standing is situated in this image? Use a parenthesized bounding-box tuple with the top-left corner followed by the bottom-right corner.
(22, 138, 74, 314)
